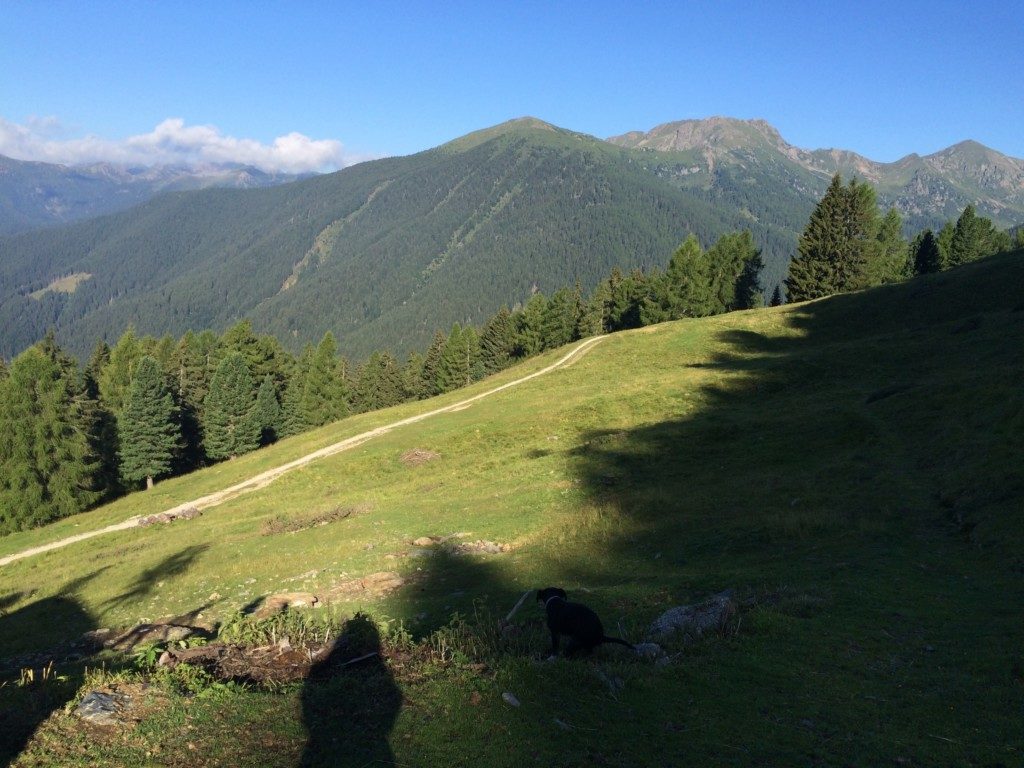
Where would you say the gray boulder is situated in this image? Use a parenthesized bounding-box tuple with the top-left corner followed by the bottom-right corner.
(648, 590, 736, 642)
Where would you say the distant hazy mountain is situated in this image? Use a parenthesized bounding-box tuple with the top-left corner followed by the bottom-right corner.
(0, 154, 306, 235)
(1, 116, 1021, 362)
(608, 117, 1024, 231)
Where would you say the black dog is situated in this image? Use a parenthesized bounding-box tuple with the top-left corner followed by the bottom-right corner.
(536, 587, 634, 657)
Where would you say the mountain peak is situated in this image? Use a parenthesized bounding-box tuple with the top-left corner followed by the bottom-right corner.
(607, 117, 785, 153)
(438, 116, 592, 154)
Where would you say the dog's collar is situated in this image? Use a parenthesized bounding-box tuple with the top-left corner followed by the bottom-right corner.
(544, 595, 565, 608)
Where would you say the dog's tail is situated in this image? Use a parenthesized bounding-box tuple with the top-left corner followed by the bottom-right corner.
(600, 636, 635, 651)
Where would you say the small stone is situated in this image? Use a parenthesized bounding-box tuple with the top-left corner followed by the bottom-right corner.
(412, 537, 436, 547)
(208, 592, 221, 601)
(501, 692, 520, 708)
(76, 691, 129, 726)
(633, 642, 662, 659)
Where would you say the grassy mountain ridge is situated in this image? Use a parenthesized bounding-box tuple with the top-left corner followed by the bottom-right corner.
(1, 250, 1021, 765)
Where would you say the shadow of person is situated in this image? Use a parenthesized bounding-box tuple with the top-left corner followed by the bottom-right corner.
(0, 593, 96, 767)
(300, 613, 401, 768)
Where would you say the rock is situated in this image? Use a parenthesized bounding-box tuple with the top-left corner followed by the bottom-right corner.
(648, 590, 737, 642)
(323, 571, 405, 601)
(633, 642, 663, 659)
(401, 448, 440, 466)
(254, 593, 319, 619)
(76, 690, 129, 726)
(501, 692, 521, 707)
(412, 536, 436, 547)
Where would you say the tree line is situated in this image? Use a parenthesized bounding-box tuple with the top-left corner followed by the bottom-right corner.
(0, 228, 765, 535)
(785, 173, 1022, 302)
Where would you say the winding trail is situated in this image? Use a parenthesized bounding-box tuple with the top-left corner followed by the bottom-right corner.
(0, 336, 606, 568)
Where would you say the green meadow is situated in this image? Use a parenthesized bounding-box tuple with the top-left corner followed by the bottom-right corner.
(2, 252, 1022, 767)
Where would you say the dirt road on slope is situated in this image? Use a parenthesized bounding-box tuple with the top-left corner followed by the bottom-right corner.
(0, 336, 606, 568)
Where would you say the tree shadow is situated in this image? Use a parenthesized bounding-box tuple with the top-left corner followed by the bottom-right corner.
(300, 613, 401, 768)
(0, 574, 104, 766)
(102, 544, 209, 608)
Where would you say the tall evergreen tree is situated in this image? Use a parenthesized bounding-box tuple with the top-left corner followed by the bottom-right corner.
(252, 375, 282, 446)
(0, 345, 99, 532)
(541, 287, 580, 350)
(515, 293, 549, 357)
(437, 324, 471, 393)
(480, 307, 515, 375)
(279, 344, 313, 437)
(912, 229, 943, 275)
(769, 285, 784, 307)
(866, 207, 908, 285)
(656, 235, 716, 318)
(98, 327, 143, 414)
(936, 221, 955, 269)
(949, 204, 982, 267)
(420, 330, 447, 399)
(401, 351, 428, 400)
(204, 352, 259, 460)
(118, 356, 181, 489)
(785, 174, 879, 301)
(82, 340, 120, 499)
(353, 351, 405, 411)
(300, 332, 349, 427)
(706, 231, 763, 311)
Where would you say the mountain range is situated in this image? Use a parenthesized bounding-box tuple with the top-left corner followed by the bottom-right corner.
(1, 116, 1021, 361)
(0, 154, 306, 236)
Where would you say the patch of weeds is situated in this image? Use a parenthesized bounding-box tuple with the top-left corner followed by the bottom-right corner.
(218, 607, 342, 647)
(260, 503, 371, 536)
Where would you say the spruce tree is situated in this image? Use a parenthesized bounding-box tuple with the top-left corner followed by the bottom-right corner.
(912, 230, 943, 275)
(663, 235, 715, 317)
(354, 351, 405, 411)
(420, 331, 447, 398)
(203, 352, 259, 460)
(936, 221, 955, 269)
(401, 352, 427, 400)
(949, 204, 982, 267)
(541, 288, 579, 350)
(252, 375, 282, 446)
(770, 285, 784, 307)
(300, 332, 348, 427)
(99, 327, 143, 414)
(480, 307, 515, 375)
(0, 345, 99, 532)
(785, 174, 879, 301)
(279, 344, 313, 437)
(706, 231, 762, 311)
(866, 207, 908, 285)
(437, 324, 470, 393)
(118, 356, 180, 489)
(515, 293, 548, 357)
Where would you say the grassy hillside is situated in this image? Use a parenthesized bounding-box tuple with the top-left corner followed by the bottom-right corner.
(1, 252, 1022, 766)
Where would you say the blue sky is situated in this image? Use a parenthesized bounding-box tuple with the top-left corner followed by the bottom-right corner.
(2, 1, 1022, 171)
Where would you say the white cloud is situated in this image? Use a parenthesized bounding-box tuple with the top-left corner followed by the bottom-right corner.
(0, 116, 361, 174)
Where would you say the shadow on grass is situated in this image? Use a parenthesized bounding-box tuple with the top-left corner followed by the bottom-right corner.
(102, 544, 209, 608)
(300, 614, 401, 768)
(0, 572, 105, 767)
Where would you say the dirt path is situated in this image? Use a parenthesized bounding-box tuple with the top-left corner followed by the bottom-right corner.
(0, 336, 606, 568)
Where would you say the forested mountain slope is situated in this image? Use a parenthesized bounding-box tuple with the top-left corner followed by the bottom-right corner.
(0, 120, 779, 360)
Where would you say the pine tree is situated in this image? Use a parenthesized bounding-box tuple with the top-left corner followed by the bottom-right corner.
(118, 356, 180, 489)
(437, 324, 470, 393)
(949, 205, 982, 267)
(785, 174, 879, 301)
(420, 331, 447, 398)
(770, 285, 784, 307)
(706, 231, 763, 311)
(912, 230, 943, 275)
(252, 375, 282, 446)
(541, 287, 580, 349)
(279, 344, 313, 437)
(300, 332, 348, 427)
(480, 307, 515, 375)
(936, 221, 955, 269)
(83, 340, 120, 499)
(203, 352, 259, 460)
(866, 207, 908, 285)
(401, 352, 427, 400)
(515, 293, 548, 357)
(354, 351, 405, 411)
(662, 235, 715, 317)
(0, 344, 99, 532)
(98, 327, 143, 414)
